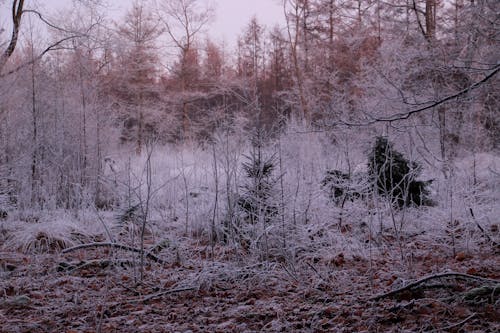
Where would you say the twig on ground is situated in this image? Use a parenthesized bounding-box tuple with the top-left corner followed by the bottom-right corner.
(434, 313, 476, 332)
(369, 272, 500, 301)
(61, 242, 166, 264)
(306, 261, 329, 283)
(57, 259, 134, 272)
(281, 263, 300, 283)
(140, 286, 197, 303)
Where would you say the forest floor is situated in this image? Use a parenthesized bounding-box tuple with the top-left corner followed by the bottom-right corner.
(1, 232, 499, 333)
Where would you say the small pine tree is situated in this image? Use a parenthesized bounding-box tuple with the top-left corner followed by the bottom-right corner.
(237, 149, 278, 225)
(368, 136, 433, 207)
(220, 129, 280, 254)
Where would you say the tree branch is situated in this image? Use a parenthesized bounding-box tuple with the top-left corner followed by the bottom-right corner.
(140, 286, 197, 303)
(0, 35, 83, 78)
(1, 4, 99, 78)
(412, 0, 427, 38)
(338, 64, 500, 127)
(469, 208, 499, 247)
(0, 0, 25, 72)
(22, 9, 79, 34)
(61, 242, 167, 265)
(369, 272, 500, 301)
(439, 313, 477, 332)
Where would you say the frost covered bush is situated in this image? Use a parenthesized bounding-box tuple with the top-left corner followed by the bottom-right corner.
(368, 136, 434, 208)
(321, 170, 371, 206)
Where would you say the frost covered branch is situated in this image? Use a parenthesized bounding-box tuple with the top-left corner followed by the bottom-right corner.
(369, 272, 500, 301)
(61, 242, 167, 265)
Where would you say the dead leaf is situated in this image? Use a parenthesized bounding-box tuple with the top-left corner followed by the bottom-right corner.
(466, 267, 477, 275)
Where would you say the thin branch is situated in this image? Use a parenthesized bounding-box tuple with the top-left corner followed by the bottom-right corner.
(435, 313, 477, 332)
(0, 35, 84, 78)
(306, 261, 329, 283)
(369, 272, 500, 301)
(22, 9, 80, 34)
(140, 286, 197, 303)
(469, 208, 499, 247)
(411, 0, 427, 38)
(61, 242, 167, 265)
(0, 0, 25, 72)
(58, 259, 134, 272)
(1, 3, 99, 76)
(338, 65, 500, 127)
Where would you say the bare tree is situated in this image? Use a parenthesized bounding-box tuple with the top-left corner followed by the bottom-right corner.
(201, 38, 224, 82)
(114, 0, 163, 154)
(237, 16, 266, 93)
(0, 0, 100, 78)
(283, 0, 310, 124)
(156, 0, 214, 135)
(412, 0, 437, 40)
(0, 0, 24, 74)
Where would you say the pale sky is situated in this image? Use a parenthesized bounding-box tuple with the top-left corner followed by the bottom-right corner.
(2, 0, 286, 49)
(211, 0, 284, 46)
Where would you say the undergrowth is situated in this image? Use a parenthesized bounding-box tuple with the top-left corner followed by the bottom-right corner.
(0, 130, 497, 270)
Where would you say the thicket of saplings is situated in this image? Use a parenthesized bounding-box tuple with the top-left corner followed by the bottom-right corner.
(1, 134, 437, 265)
(208, 135, 434, 256)
(161, 133, 435, 261)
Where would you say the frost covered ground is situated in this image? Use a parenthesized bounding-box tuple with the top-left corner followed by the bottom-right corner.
(1, 136, 499, 332)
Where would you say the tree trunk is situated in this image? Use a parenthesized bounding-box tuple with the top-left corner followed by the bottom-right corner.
(30, 49, 39, 208)
(284, 0, 310, 124)
(0, 0, 25, 74)
(78, 60, 88, 188)
(425, 0, 436, 39)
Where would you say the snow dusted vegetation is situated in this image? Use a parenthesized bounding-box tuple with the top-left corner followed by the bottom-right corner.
(1, 0, 499, 332)
(1, 129, 499, 332)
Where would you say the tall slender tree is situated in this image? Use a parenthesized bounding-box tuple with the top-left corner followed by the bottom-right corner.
(114, 0, 162, 154)
(156, 0, 214, 136)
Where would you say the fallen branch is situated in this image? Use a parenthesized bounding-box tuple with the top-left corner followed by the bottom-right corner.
(61, 242, 166, 265)
(306, 261, 329, 283)
(463, 285, 500, 303)
(140, 287, 197, 303)
(147, 239, 171, 255)
(369, 272, 500, 301)
(57, 259, 135, 272)
(435, 313, 476, 332)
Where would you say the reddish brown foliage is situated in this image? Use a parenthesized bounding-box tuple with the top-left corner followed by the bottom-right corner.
(1, 242, 498, 332)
